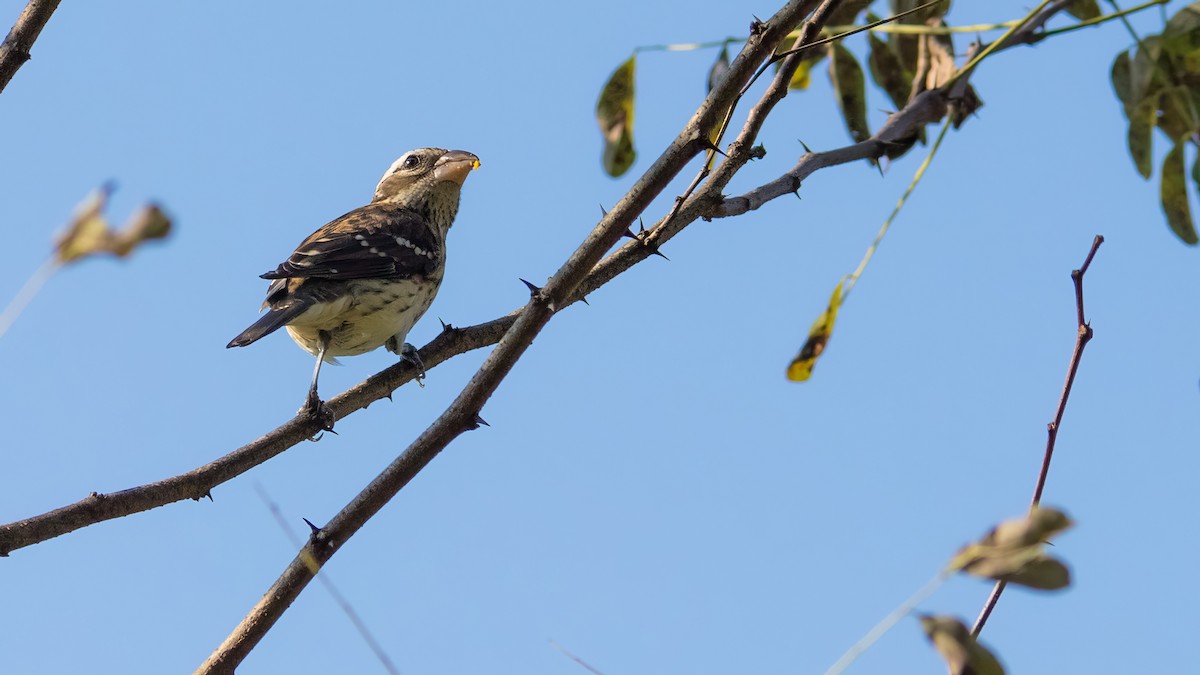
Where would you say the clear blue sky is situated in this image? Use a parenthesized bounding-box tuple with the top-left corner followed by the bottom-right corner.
(2, 1, 1196, 673)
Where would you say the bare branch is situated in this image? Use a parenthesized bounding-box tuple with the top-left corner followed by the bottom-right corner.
(970, 234, 1104, 637)
(0, 0, 61, 95)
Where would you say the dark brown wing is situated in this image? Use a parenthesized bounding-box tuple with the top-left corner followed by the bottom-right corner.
(260, 203, 441, 281)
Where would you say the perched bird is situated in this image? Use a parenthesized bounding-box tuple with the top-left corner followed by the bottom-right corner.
(227, 148, 480, 430)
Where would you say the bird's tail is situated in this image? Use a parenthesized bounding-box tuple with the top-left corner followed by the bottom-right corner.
(226, 305, 306, 348)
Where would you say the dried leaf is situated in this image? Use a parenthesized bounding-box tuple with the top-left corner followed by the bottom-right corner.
(55, 184, 115, 264)
(829, 43, 870, 143)
(786, 281, 844, 382)
(919, 615, 1006, 675)
(1066, 0, 1101, 21)
(597, 55, 637, 177)
(949, 507, 1074, 591)
(111, 204, 173, 256)
(922, 21, 958, 90)
(1161, 141, 1200, 244)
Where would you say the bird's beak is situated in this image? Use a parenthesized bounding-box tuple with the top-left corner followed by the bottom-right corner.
(433, 150, 481, 186)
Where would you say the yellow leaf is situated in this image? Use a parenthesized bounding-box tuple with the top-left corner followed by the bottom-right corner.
(597, 55, 637, 177)
(55, 184, 115, 264)
(786, 280, 844, 381)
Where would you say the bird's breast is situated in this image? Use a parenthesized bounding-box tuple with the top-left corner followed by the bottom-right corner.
(286, 276, 442, 357)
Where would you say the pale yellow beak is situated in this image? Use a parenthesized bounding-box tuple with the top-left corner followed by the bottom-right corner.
(433, 149, 481, 186)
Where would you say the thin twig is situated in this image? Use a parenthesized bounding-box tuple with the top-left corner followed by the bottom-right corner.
(970, 234, 1104, 637)
(0, 0, 62, 95)
(550, 640, 606, 675)
(823, 571, 953, 675)
(0, 258, 57, 339)
(254, 484, 400, 675)
(842, 120, 950, 301)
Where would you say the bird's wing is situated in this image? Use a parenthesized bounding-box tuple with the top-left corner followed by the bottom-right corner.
(260, 203, 441, 281)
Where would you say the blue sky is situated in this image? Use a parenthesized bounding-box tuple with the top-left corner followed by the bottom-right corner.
(2, 1, 1197, 673)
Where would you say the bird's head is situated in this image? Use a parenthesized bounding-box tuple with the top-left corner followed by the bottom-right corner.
(373, 148, 480, 232)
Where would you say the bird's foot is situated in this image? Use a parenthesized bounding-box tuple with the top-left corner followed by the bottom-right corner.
(388, 339, 427, 387)
(301, 390, 336, 436)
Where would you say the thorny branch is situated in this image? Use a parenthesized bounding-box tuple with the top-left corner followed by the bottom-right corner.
(0, 0, 61, 95)
(0, 0, 1097, 559)
(194, 1, 834, 671)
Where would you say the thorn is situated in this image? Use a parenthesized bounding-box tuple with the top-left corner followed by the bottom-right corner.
(793, 190, 802, 201)
(704, 140, 728, 157)
(599, 204, 608, 216)
(798, 139, 813, 154)
(472, 413, 490, 428)
(638, 217, 648, 234)
(519, 278, 541, 295)
(622, 228, 637, 239)
(303, 518, 321, 534)
(578, 295, 590, 306)
(203, 491, 213, 502)
(439, 317, 455, 332)
(384, 391, 393, 402)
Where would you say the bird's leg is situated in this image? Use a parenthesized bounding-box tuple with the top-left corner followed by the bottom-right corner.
(386, 336, 426, 386)
(302, 330, 336, 433)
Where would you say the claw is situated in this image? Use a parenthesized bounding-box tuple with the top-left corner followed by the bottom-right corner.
(301, 390, 337, 436)
(399, 342, 427, 387)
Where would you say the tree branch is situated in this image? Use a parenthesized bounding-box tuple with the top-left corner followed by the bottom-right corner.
(970, 234, 1104, 637)
(0, 0, 1099, 559)
(0, 0, 61, 96)
(195, 1, 834, 671)
(712, 0, 1084, 220)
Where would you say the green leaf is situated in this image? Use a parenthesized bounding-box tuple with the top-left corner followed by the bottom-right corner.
(1161, 141, 1200, 244)
(1127, 96, 1157, 179)
(1162, 3, 1200, 58)
(829, 43, 870, 143)
(707, 44, 730, 93)
(1130, 35, 1163, 103)
(787, 281, 844, 382)
(1111, 50, 1133, 114)
(867, 31, 913, 110)
(919, 615, 1006, 675)
(1156, 86, 1197, 141)
(889, 0, 952, 23)
(596, 55, 637, 177)
(827, 0, 874, 26)
(1066, 0, 1101, 21)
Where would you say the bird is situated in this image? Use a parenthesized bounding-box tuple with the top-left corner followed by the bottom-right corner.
(227, 147, 480, 431)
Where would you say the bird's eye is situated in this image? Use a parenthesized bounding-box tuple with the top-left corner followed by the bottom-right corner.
(402, 154, 421, 170)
